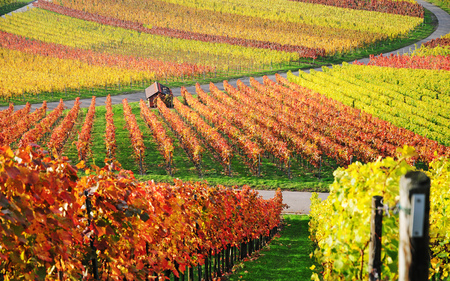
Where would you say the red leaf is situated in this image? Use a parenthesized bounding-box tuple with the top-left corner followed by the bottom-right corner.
(5, 166, 20, 179)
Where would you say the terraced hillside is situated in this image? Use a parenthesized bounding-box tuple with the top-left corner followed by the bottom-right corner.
(0, 0, 426, 101)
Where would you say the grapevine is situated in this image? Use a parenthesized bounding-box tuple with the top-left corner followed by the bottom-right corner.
(47, 97, 80, 156)
(139, 99, 174, 175)
(122, 98, 145, 174)
(75, 96, 95, 161)
(157, 97, 203, 175)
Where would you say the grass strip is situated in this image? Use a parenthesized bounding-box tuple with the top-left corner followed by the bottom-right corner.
(225, 215, 315, 281)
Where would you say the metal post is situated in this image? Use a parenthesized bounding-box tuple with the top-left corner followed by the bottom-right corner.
(399, 171, 430, 281)
(369, 196, 383, 281)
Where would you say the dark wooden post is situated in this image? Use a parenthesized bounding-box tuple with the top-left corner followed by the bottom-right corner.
(174, 262, 180, 281)
(225, 246, 230, 271)
(189, 266, 194, 281)
(399, 171, 430, 281)
(204, 256, 209, 281)
(84, 191, 99, 279)
(258, 154, 261, 177)
(369, 196, 383, 281)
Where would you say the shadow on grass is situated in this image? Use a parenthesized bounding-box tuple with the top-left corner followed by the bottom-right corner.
(226, 215, 315, 281)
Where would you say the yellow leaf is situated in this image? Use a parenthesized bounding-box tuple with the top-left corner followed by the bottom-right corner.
(311, 272, 320, 281)
(396, 145, 418, 159)
(76, 161, 85, 169)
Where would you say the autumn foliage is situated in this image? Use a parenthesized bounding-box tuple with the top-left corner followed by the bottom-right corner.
(75, 96, 96, 161)
(358, 53, 450, 70)
(289, 0, 424, 18)
(0, 145, 285, 280)
(139, 99, 174, 173)
(0, 102, 46, 146)
(104, 95, 117, 159)
(47, 97, 80, 156)
(122, 98, 145, 169)
(34, 1, 325, 59)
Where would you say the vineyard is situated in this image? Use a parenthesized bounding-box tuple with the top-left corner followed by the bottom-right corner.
(0, 0, 430, 102)
(1, 72, 449, 188)
(288, 63, 450, 147)
(2, 0, 450, 280)
(309, 146, 450, 280)
(0, 145, 285, 279)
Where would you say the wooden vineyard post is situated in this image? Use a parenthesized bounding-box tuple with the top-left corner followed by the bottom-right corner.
(199, 155, 203, 178)
(288, 157, 291, 179)
(399, 171, 430, 281)
(258, 154, 261, 177)
(139, 151, 144, 175)
(189, 266, 194, 281)
(369, 196, 383, 281)
(318, 157, 322, 180)
(84, 190, 99, 279)
(174, 262, 180, 281)
(204, 256, 209, 281)
(225, 246, 230, 272)
(168, 154, 172, 177)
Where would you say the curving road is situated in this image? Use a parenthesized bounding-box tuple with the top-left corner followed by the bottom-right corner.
(2, 0, 450, 213)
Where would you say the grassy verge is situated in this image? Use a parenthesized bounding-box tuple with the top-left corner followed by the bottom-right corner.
(312, 7, 437, 66)
(425, 0, 450, 14)
(225, 215, 315, 281)
(0, 6, 437, 107)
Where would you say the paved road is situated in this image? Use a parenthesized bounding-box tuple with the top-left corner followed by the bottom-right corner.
(257, 190, 329, 214)
(2, 0, 450, 213)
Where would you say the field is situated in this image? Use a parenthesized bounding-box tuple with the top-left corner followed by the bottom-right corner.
(1, 0, 450, 280)
(2, 70, 449, 190)
(0, 0, 443, 190)
(0, 0, 433, 104)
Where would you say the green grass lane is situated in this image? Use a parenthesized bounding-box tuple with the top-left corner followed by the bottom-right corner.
(226, 215, 316, 281)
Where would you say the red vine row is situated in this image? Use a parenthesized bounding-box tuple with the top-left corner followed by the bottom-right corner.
(184, 85, 262, 174)
(0, 102, 47, 147)
(157, 97, 203, 173)
(288, 0, 424, 18)
(104, 95, 116, 159)
(47, 97, 80, 155)
(75, 96, 96, 161)
(139, 99, 174, 174)
(0, 145, 285, 280)
(174, 96, 233, 171)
